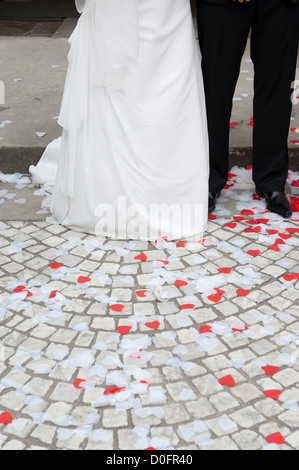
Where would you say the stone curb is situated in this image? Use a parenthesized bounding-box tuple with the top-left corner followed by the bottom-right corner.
(1, 145, 299, 175)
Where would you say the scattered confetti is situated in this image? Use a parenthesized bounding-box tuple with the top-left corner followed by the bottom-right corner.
(0, 164, 298, 450)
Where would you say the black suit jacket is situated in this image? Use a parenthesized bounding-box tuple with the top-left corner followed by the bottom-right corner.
(198, 0, 299, 4)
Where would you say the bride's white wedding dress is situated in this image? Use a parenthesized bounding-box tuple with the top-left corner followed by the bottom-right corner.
(30, 0, 209, 241)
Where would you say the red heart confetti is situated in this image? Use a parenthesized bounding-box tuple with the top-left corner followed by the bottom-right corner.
(232, 323, 248, 332)
(215, 288, 225, 295)
(262, 365, 280, 376)
(256, 218, 269, 224)
(244, 226, 261, 233)
(218, 375, 235, 387)
(77, 276, 91, 284)
(245, 219, 261, 225)
(155, 236, 168, 243)
(179, 304, 195, 310)
(135, 290, 149, 298)
(278, 233, 292, 240)
(0, 411, 12, 424)
(134, 253, 147, 261)
(225, 222, 237, 229)
(139, 380, 149, 390)
(265, 432, 284, 445)
(196, 238, 208, 246)
(247, 249, 261, 257)
(0, 412, 13, 424)
(73, 378, 87, 389)
(109, 304, 124, 312)
(145, 321, 160, 330)
(13, 285, 26, 293)
(290, 196, 299, 212)
(241, 209, 255, 216)
(268, 244, 280, 252)
(49, 290, 62, 299)
(49, 262, 64, 269)
(176, 240, 188, 247)
(156, 259, 169, 265)
(104, 386, 126, 395)
(236, 289, 251, 297)
(263, 389, 281, 400)
(116, 326, 132, 335)
(13, 285, 32, 297)
(174, 280, 189, 287)
(199, 325, 213, 333)
(207, 293, 222, 303)
(217, 267, 231, 274)
(283, 274, 296, 282)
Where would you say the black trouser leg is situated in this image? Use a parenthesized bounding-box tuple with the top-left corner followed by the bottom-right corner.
(197, 1, 254, 194)
(251, 0, 299, 192)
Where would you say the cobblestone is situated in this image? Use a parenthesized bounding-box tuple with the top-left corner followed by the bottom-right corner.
(0, 168, 299, 449)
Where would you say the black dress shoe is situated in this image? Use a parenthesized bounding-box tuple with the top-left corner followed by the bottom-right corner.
(257, 191, 292, 218)
(208, 191, 221, 214)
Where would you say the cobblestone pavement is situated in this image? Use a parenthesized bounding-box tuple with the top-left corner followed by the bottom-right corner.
(0, 167, 299, 450)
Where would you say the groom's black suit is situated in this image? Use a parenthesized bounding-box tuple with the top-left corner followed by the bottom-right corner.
(197, 0, 299, 194)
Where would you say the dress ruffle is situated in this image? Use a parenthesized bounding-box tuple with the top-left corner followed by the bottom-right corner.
(56, 0, 140, 199)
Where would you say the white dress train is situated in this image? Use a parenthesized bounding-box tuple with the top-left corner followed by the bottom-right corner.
(30, 0, 209, 241)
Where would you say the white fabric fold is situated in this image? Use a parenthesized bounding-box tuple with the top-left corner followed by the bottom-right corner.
(56, 0, 139, 199)
(75, 0, 85, 13)
(60, 0, 139, 128)
(74, 0, 139, 89)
